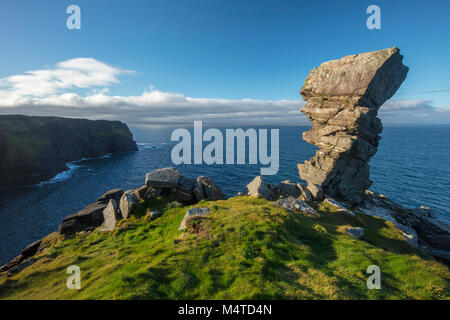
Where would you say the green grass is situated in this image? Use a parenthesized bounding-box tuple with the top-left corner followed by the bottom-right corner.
(0, 196, 448, 300)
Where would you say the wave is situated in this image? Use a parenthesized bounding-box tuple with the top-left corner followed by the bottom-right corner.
(137, 143, 160, 150)
(77, 153, 112, 162)
(36, 153, 116, 186)
(37, 162, 82, 186)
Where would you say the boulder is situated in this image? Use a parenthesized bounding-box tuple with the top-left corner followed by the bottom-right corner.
(59, 218, 81, 235)
(0, 255, 24, 273)
(167, 201, 183, 208)
(135, 186, 149, 200)
(65, 202, 106, 225)
(273, 196, 316, 215)
(297, 183, 313, 202)
(243, 176, 275, 200)
(145, 167, 181, 188)
(297, 47, 408, 204)
(346, 227, 364, 239)
(410, 206, 435, 219)
(277, 180, 301, 198)
(194, 176, 224, 201)
(307, 183, 324, 201)
(142, 187, 161, 201)
(100, 199, 121, 232)
(148, 210, 162, 219)
(179, 207, 211, 230)
(97, 189, 123, 204)
(7, 258, 36, 275)
(119, 190, 140, 219)
(60, 201, 107, 235)
(21, 240, 42, 259)
(193, 180, 206, 201)
(176, 177, 196, 202)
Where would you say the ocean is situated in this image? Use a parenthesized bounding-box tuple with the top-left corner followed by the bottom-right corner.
(0, 125, 449, 265)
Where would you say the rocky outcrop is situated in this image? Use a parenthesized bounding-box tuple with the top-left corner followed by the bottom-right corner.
(273, 196, 316, 215)
(0, 115, 137, 188)
(97, 189, 124, 204)
(277, 180, 302, 198)
(145, 167, 181, 189)
(59, 201, 108, 235)
(193, 176, 225, 201)
(144, 167, 224, 203)
(240, 176, 276, 200)
(362, 191, 450, 261)
(297, 47, 409, 204)
(0, 238, 46, 273)
(56, 168, 224, 237)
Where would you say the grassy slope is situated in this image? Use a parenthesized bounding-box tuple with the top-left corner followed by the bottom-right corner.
(0, 196, 448, 300)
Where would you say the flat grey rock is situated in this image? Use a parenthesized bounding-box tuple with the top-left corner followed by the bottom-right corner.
(273, 196, 316, 215)
(148, 210, 162, 219)
(277, 180, 301, 198)
(346, 227, 364, 239)
(145, 167, 181, 188)
(178, 207, 211, 230)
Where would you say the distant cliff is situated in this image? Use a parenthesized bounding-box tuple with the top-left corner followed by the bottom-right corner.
(0, 115, 138, 188)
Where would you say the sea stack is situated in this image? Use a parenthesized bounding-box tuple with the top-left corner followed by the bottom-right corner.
(298, 47, 409, 204)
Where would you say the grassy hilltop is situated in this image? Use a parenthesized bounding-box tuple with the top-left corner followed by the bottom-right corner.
(0, 196, 448, 300)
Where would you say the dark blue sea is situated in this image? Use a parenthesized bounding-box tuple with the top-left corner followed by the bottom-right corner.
(0, 125, 449, 265)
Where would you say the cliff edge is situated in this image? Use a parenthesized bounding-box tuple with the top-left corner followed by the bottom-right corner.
(0, 115, 137, 188)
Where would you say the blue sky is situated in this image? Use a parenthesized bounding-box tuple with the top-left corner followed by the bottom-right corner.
(0, 0, 449, 126)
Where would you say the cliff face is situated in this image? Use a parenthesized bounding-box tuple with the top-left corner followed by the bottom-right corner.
(298, 47, 409, 204)
(0, 115, 137, 188)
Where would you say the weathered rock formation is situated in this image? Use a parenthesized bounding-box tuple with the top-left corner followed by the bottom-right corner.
(298, 47, 409, 204)
(273, 196, 316, 216)
(0, 115, 138, 188)
(58, 167, 224, 236)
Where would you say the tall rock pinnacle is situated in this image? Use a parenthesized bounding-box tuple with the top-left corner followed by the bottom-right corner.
(298, 47, 409, 204)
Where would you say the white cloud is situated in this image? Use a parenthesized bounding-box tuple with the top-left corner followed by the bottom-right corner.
(0, 58, 128, 100)
(0, 58, 449, 127)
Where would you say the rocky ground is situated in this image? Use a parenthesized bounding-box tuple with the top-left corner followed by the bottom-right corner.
(0, 168, 448, 299)
(1, 167, 448, 281)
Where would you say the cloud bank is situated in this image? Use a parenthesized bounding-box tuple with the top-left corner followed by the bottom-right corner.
(0, 58, 449, 127)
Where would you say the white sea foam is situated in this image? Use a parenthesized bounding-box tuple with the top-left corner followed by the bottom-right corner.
(36, 153, 115, 186)
(38, 162, 82, 186)
(137, 143, 159, 150)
